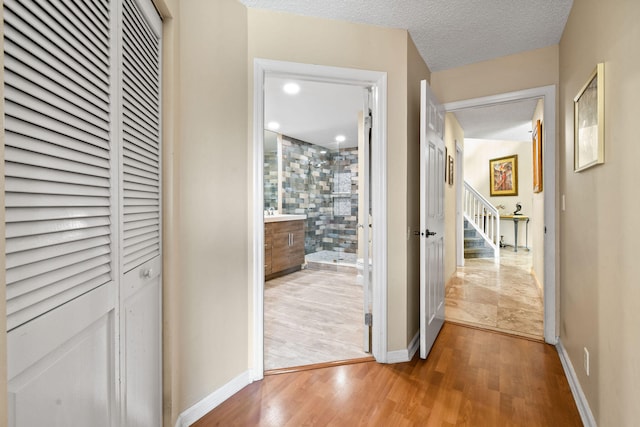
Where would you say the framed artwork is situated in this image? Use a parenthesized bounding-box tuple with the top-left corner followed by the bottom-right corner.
(574, 63, 604, 172)
(448, 155, 454, 186)
(532, 119, 543, 193)
(489, 154, 518, 196)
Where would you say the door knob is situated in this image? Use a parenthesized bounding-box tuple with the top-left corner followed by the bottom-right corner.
(142, 268, 153, 278)
(422, 229, 437, 237)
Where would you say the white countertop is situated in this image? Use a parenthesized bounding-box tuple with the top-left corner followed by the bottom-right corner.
(264, 214, 307, 223)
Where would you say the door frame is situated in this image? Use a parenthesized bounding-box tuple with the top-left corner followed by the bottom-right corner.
(251, 59, 389, 380)
(443, 85, 558, 344)
(455, 141, 464, 267)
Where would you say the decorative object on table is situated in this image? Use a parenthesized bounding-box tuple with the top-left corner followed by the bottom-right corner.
(532, 119, 543, 193)
(448, 155, 454, 186)
(574, 63, 604, 172)
(489, 154, 518, 196)
(513, 202, 522, 215)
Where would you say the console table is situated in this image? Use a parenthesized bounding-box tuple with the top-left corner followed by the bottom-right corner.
(500, 215, 530, 252)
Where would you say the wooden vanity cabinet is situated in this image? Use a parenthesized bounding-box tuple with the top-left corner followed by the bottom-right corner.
(265, 219, 304, 280)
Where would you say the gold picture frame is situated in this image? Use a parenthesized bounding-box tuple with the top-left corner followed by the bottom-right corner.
(574, 63, 605, 172)
(532, 119, 543, 193)
(489, 155, 518, 196)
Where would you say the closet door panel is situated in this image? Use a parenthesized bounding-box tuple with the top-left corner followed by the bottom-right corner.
(119, 0, 162, 425)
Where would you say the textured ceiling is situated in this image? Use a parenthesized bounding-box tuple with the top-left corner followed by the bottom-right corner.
(253, 1, 569, 148)
(239, 0, 573, 72)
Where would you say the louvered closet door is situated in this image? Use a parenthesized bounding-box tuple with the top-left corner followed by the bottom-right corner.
(4, 0, 163, 425)
(119, 0, 162, 425)
(4, 0, 118, 425)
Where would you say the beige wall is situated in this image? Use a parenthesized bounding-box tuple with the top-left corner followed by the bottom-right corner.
(157, 0, 180, 424)
(559, 0, 640, 424)
(444, 114, 463, 281)
(531, 99, 544, 294)
(247, 8, 416, 351)
(406, 36, 431, 343)
(167, 0, 249, 423)
(431, 45, 559, 104)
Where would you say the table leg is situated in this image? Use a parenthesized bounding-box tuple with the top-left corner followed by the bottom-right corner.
(513, 219, 518, 252)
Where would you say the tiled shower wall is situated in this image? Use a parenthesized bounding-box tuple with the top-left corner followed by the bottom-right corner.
(279, 136, 359, 255)
(264, 150, 278, 210)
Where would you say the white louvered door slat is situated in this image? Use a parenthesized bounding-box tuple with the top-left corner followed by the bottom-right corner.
(4, 0, 112, 331)
(121, 12, 161, 270)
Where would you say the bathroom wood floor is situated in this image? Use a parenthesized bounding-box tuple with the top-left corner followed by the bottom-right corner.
(264, 268, 369, 370)
(446, 249, 544, 340)
(194, 323, 582, 426)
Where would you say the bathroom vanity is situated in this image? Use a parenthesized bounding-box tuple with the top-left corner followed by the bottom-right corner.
(264, 215, 306, 280)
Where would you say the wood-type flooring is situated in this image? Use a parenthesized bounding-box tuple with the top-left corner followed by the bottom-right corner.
(264, 268, 368, 370)
(194, 323, 582, 426)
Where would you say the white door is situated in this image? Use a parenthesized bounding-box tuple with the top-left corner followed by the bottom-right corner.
(419, 80, 446, 359)
(359, 88, 372, 352)
(119, 0, 163, 425)
(4, 0, 162, 425)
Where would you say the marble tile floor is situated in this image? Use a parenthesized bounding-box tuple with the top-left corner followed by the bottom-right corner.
(446, 249, 544, 340)
(264, 268, 369, 371)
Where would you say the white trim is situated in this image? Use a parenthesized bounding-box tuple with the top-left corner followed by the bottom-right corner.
(386, 331, 420, 363)
(556, 340, 597, 427)
(455, 142, 464, 267)
(252, 59, 388, 375)
(174, 370, 252, 427)
(443, 85, 558, 344)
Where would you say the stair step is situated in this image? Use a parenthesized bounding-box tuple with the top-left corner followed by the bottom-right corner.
(464, 228, 478, 238)
(464, 247, 495, 259)
(464, 237, 487, 248)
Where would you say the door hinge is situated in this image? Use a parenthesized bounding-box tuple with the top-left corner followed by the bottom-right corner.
(365, 312, 373, 326)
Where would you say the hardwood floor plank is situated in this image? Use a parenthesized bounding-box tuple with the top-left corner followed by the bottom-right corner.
(194, 323, 581, 426)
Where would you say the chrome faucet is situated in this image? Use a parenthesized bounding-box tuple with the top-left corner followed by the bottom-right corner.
(268, 207, 275, 216)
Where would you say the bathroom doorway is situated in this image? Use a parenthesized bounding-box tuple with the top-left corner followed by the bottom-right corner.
(252, 60, 388, 378)
(262, 77, 371, 371)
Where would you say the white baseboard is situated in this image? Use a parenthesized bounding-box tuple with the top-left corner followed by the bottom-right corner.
(174, 370, 251, 427)
(386, 331, 420, 363)
(556, 339, 596, 427)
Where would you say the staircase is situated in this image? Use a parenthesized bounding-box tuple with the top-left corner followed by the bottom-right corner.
(464, 219, 495, 259)
(463, 181, 500, 261)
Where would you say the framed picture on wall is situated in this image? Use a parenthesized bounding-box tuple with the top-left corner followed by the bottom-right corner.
(574, 63, 605, 172)
(489, 154, 518, 196)
(532, 119, 543, 193)
(448, 155, 454, 186)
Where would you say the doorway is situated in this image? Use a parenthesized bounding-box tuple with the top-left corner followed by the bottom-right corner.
(262, 76, 369, 369)
(252, 60, 388, 379)
(444, 86, 557, 343)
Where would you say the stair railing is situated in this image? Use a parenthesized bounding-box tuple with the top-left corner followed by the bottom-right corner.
(463, 181, 500, 261)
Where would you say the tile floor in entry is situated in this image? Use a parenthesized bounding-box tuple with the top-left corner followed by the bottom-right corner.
(446, 249, 544, 340)
(264, 267, 369, 371)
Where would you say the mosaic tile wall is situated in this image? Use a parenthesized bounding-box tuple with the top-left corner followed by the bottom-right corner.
(264, 150, 278, 210)
(279, 136, 359, 255)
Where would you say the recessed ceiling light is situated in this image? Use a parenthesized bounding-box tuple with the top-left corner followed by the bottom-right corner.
(283, 82, 300, 95)
(320, 150, 327, 154)
(335, 135, 346, 143)
(267, 121, 280, 130)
